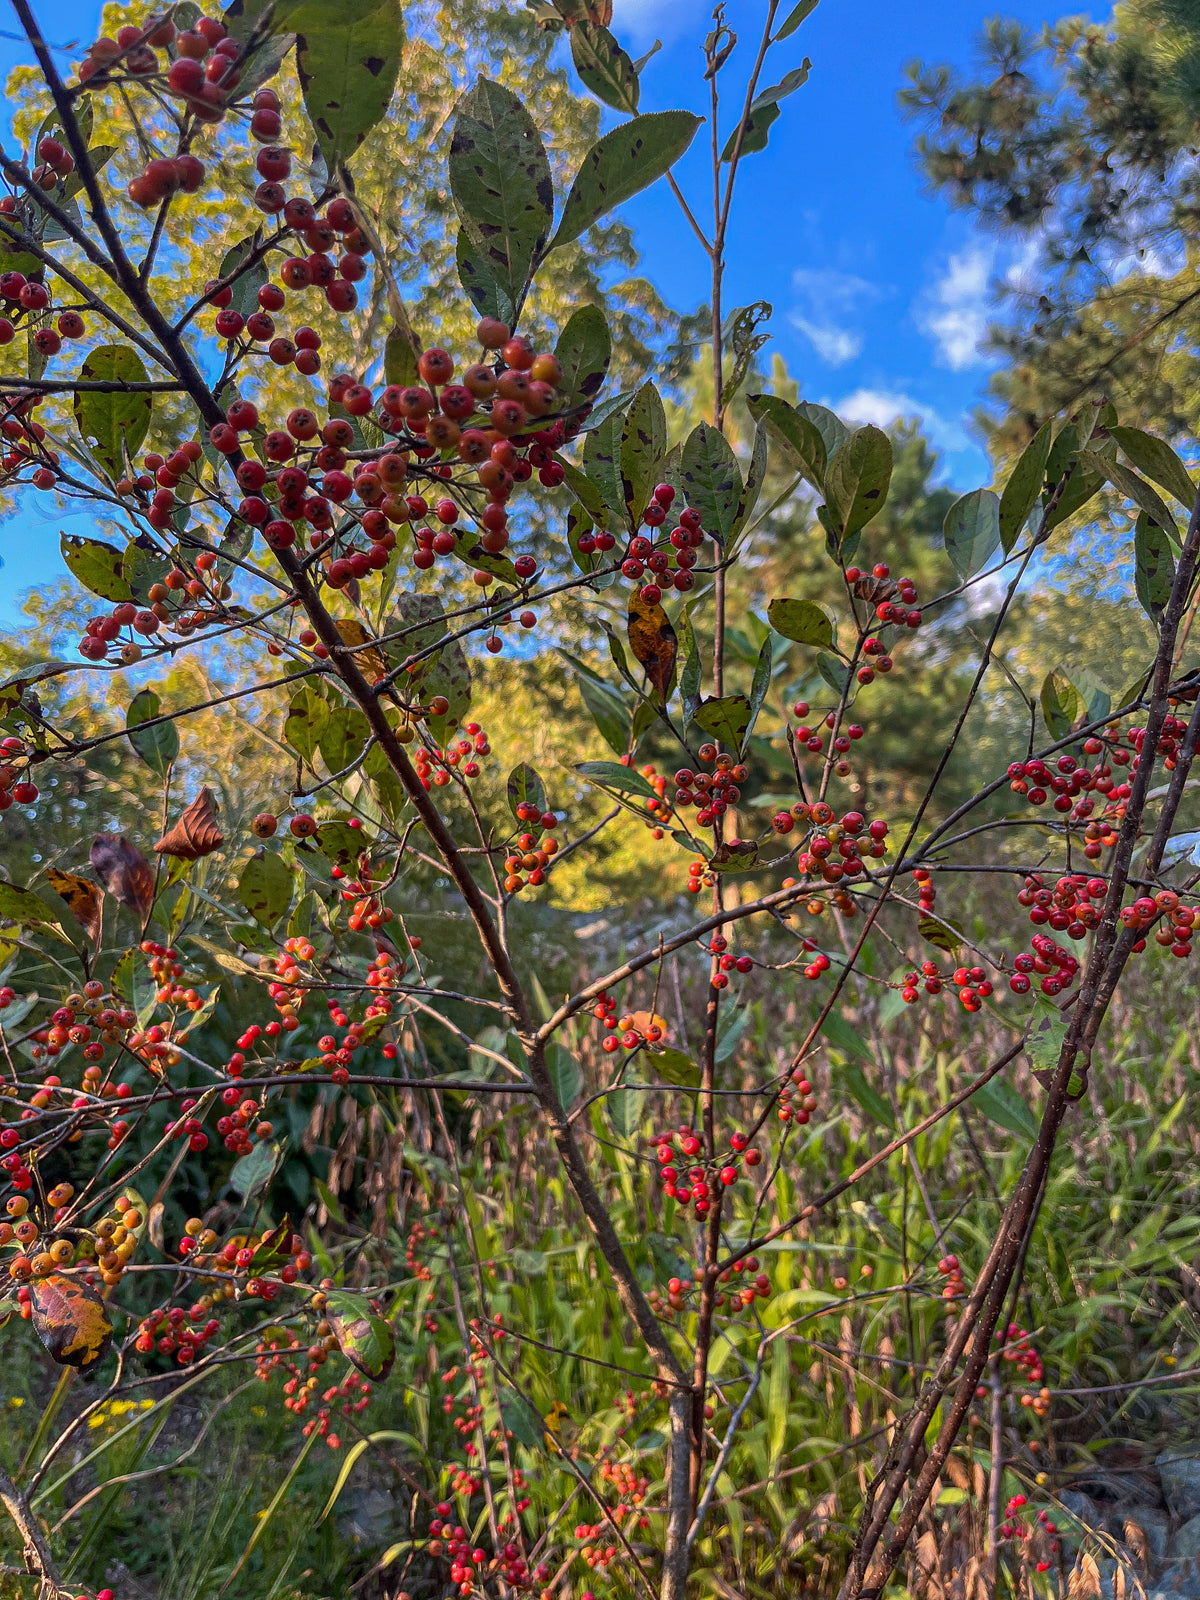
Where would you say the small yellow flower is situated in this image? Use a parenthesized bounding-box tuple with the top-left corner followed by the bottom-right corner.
(251, 1406, 266, 1417)
(7, 1396, 24, 1408)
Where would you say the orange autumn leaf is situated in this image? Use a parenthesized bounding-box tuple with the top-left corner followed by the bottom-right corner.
(44, 867, 103, 946)
(30, 1273, 113, 1371)
(155, 788, 224, 859)
(627, 590, 677, 702)
(627, 1010, 669, 1041)
(335, 618, 389, 685)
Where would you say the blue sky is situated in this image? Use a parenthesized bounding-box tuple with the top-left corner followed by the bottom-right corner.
(0, 0, 1063, 621)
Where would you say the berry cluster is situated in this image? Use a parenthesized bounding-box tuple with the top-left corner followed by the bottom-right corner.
(615, 484, 709, 601)
(0, 734, 42, 810)
(936, 1252, 966, 1300)
(999, 1493, 1060, 1571)
(899, 960, 994, 1011)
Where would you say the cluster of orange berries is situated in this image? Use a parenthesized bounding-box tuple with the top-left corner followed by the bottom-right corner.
(25, 979, 136, 1063)
(1118, 887, 1196, 959)
(777, 1069, 818, 1124)
(505, 811, 560, 894)
(414, 724, 492, 788)
(600, 1459, 650, 1527)
(81, 13, 235, 122)
(77, 540, 226, 660)
(333, 864, 397, 933)
(900, 959, 995, 1011)
(790, 804, 890, 882)
(2, 1181, 78, 1281)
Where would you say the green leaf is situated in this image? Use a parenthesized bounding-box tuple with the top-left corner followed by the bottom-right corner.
(676, 604, 702, 721)
(571, 21, 639, 112)
(229, 1136, 277, 1199)
(816, 652, 848, 696)
(419, 639, 472, 747)
(776, 0, 819, 38)
(918, 914, 961, 957)
(723, 303, 772, 406)
(973, 1077, 1039, 1142)
(838, 1060, 894, 1129)
(238, 850, 294, 929)
(620, 381, 667, 525)
(550, 110, 702, 252)
(73, 344, 152, 477)
(325, 1289, 396, 1380)
(60, 533, 132, 602)
(691, 693, 753, 752)
(943, 487, 1001, 581)
(0, 881, 64, 930)
(500, 1391, 544, 1451)
(315, 816, 364, 869)
(748, 635, 774, 731)
(217, 235, 269, 320)
(547, 1041, 582, 1107)
(746, 391, 826, 490)
(575, 759, 655, 798)
(680, 420, 743, 545)
(1135, 511, 1176, 625)
(450, 77, 553, 315)
(562, 657, 629, 756)
(384, 322, 420, 389)
(650, 1047, 701, 1088)
(126, 689, 178, 778)
(455, 226, 514, 325)
(318, 703, 370, 775)
(823, 425, 891, 544)
(506, 763, 548, 820)
(768, 597, 833, 647)
(583, 406, 628, 525)
(283, 686, 329, 764)
(1038, 441, 1104, 535)
(998, 420, 1052, 552)
(800, 401, 849, 463)
(818, 1009, 874, 1064)
(295, 0, 403, 174)
(1077, 449, 1178, 543)
(732, 417, 769, 547)
(1040, 667, 1084, 741)
(1109, 425, 1197, 509)
(720, 60, 810, 160)
(554, 304, 612, 413)
(1026, 997, 1066, 1075)
(606, 1074, 642, 1140)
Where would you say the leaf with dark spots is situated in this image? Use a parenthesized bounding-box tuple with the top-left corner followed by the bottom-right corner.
(155, 789, 224, 860)
(550, 110, 702, 252)
(45, 868, 103, 946)
(31, 1273, 113, 1371)
(450, 78, 554, 316)
(295, 1, 403, 174)
(325, 1289, 395, 1380)
(89, 834, 155, 925)
(620, 381, 666, 525)
(680, 421, 743, 544)
(627, 589, 677, 702)
(690, 694, 752, 753)
(710, 838, 759, 872)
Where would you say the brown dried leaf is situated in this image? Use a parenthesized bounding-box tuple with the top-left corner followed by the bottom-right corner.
(852, 574, 898, 603)
(1069, 1552, 1102, 1600)
(627, 589, 676, 701)
(44, 867, 103, 946)
(89, 833, 155, 925)
(154, 788, 224, 860)
(335, 618, 388, 685)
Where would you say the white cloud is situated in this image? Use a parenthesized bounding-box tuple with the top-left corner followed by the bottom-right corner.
(833, 387, 970, 456)
(788, 267, 880, 369)
(915, 245, 993, 371)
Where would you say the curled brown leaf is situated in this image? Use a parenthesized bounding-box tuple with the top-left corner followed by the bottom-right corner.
(89, 833, 155, 925)
(155, 788, 224, 860)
